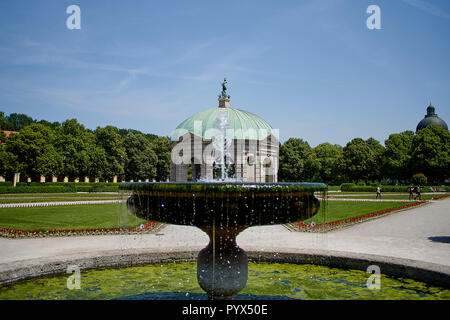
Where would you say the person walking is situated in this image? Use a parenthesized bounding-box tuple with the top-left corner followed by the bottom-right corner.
(408, 184, 414, 200)
(376, 185, 382, 199)
(415, 185, 421, 200)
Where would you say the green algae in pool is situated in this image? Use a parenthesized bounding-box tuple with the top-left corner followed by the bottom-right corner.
(0, 262, 449, 300)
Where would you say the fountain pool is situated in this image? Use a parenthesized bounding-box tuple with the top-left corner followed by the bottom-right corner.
(1, 261, 449, 300)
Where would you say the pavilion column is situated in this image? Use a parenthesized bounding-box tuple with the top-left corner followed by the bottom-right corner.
(113, 176, 117, 183)
(13, 173, 20, 187)
(170, 163, 177, 181)
(175, 165, 187, 181)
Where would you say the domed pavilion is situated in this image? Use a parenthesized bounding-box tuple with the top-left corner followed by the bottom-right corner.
(170, 79, 279, 182)
(416, 103, 448, 133)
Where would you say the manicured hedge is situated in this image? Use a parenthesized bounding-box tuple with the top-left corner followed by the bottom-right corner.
(0, 182, 120, 194)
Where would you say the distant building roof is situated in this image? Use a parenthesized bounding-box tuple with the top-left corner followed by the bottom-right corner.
(0, 130, 19, 144)
(416, 104, 448, 133)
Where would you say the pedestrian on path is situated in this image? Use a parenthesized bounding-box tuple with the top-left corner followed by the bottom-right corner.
(415, 185, 422, 200)
(376, 185, 382, 199)
(408, 184, 414, 200)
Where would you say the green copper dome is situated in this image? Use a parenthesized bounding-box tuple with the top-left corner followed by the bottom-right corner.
(170, 107, 276, 142)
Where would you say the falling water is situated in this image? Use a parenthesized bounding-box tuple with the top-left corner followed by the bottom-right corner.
(210, 111, 236, 182)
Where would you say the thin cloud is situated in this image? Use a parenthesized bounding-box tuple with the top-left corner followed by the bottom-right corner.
(403, 0, 450, 19)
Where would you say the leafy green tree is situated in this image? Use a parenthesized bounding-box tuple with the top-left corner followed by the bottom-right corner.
(123, 133, 157, 181)
(382, 131, 414, 182)
(0, 111, 6, 130)
(87, 141, 107, 180)
(312, 143, 345, 184)
(95, 126, 127, 180)
(365, 137, 385, 181)
(147, 135, 171, 181)
(411, 173, 427, 186)
(343, 138, 384, 183)
(410, 124, 450, 183)
(4, 113, 34, 131)
(5, 123, 62, 178)
(55, 119, 93, 180)
(279, 138, 313, 182)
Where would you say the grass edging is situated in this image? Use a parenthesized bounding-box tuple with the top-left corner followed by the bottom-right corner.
(286, 201, 428, 233)
(0, 222, 165, 239)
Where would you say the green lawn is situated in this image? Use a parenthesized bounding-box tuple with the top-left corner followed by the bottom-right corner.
(0, 192, 124, 204)
(0, 197, 123, 204)
(0, 192, 121, 198)
(303, 201, 414, 224)
(0, 203, 145, 231)
(0, 199, 419, 233)
(329, 194, 442, 200)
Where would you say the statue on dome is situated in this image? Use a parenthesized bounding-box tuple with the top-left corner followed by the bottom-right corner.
(219, 78, 230, 99)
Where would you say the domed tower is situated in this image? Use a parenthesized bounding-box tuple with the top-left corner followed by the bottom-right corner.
(170, 79, 279, 182)
(416, 103, 448, 133)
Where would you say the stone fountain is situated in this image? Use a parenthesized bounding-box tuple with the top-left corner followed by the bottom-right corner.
(121, 181, 326, 299)
(121, 79, 326, 299)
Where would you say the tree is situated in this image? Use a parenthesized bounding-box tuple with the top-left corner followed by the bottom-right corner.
(55, 119, 94, 180)
(343, 138, 384, 183)
(411, 173, 427, 186)
(410, 124, 450, 184)
(94, 126, 127, 180)
(279, 138, 313, 182)
(382, 131, 414, 182)
(147, 135, 171, 181)
(365, 137, 385, 181)
(312, 143, 345, 184)
(4, 113, 34, 131)
(5, 123, 62, 178)
(123, 133, 157, 181)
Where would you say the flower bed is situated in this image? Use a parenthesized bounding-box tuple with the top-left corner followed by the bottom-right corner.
(290, 201, 427, 233)
(0, 221, 162, 238)
(431, 194, 450, 200)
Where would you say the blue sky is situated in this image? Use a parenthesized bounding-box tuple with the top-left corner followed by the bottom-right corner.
(0, 0, 449, 147)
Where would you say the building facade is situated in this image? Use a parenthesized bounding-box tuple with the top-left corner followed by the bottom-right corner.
(169, 82, 279, 182)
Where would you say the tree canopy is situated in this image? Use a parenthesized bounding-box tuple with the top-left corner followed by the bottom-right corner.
(0, 109, 449, 185)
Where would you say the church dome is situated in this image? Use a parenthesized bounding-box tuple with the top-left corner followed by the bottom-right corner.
(416, 104, 448, 133)
(170, 106, 276, 142)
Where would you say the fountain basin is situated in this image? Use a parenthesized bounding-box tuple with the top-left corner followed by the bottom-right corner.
(121, 182, 327, 227)
(120, 182, 327, 299)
